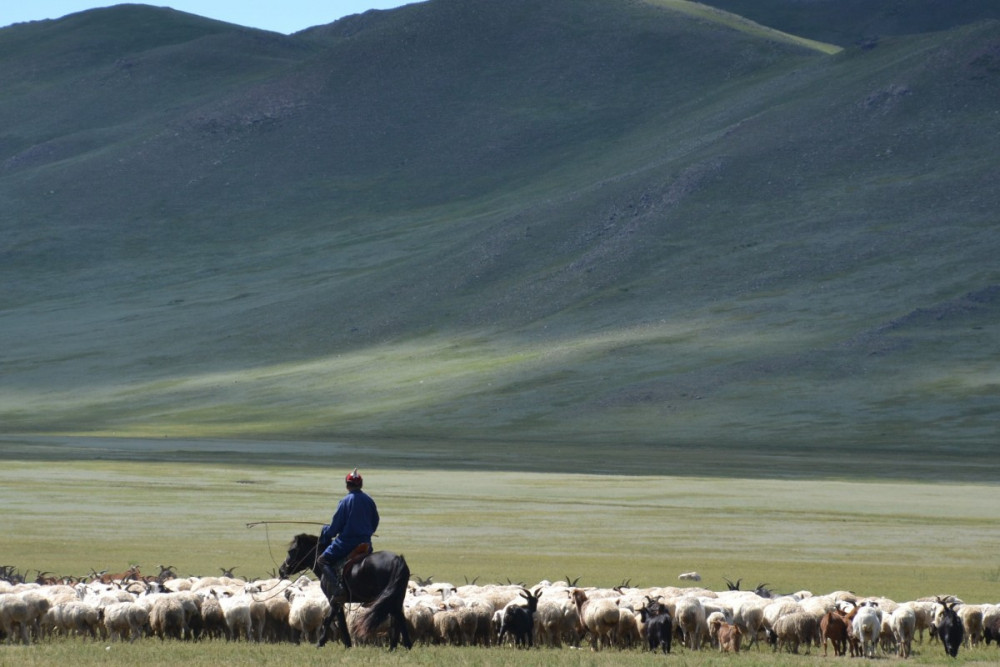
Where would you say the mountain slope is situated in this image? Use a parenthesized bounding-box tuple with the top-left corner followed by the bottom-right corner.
(1, 1, 998, 476)
(698, 0, 1000, 46)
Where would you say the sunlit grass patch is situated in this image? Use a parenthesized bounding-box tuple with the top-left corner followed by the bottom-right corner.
(2, 452, 998, 604)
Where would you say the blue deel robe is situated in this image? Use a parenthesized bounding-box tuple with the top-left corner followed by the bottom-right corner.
(319, 489, 380, 561)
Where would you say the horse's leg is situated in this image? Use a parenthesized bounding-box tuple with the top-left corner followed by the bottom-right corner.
(395, 608, 413, 650)
(315, 607, 334, 648)
(387, 619, 398, 651)
(336, 604, 352, 648)
(315, 602, 348, 649)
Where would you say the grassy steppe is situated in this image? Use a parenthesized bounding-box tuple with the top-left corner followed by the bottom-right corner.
(2, 440, 997, 602)
(7, 640, 1000, 666)
(2, 441, 999, 664)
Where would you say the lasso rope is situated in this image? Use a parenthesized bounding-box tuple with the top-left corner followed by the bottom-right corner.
(246, 520, 327, 601)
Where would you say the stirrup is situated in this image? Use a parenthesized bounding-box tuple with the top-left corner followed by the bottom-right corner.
(330, 587, 347, 604)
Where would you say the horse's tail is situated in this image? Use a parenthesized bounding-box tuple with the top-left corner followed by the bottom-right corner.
(356, 553, 410, 641)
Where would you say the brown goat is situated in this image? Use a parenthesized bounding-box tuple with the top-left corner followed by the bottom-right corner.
(717, 622, 744, 653)
(820, 610, 849, 656)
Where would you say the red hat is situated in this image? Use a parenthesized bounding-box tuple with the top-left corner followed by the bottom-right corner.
(346, 468, 363, 487)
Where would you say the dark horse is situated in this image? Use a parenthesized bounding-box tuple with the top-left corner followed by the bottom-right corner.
(278, 533, 412, 649)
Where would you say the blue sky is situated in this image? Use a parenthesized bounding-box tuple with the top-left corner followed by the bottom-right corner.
(0, 1, 420, 34)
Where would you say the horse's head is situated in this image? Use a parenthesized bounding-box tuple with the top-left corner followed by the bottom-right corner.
(278, 533, 320, 579)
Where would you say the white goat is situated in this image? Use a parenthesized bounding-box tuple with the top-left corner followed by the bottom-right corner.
(852, 604, 882, 659)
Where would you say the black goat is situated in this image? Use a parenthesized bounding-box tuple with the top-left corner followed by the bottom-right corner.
(497, 588, 541, 648)
(638, 596, 672, 654)
(934, 598, 964, 658)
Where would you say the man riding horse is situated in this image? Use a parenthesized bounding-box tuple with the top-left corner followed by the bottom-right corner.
(318, 468, 379, 603)
(278, 470, 411, 650)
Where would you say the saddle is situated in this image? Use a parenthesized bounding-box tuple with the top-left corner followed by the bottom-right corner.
(341, 542, 372, 579)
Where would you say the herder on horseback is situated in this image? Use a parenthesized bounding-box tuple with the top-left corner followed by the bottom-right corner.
(317, 468, 379, 603)
(277, 469, 411, 649)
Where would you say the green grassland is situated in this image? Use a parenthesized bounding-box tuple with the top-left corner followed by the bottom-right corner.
(2, 442, 997, 602)
(2, 444, 999, 663)
(9, 640, 1000, 666)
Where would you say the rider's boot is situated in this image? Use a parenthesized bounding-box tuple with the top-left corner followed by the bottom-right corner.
(319, 556, 347, 603)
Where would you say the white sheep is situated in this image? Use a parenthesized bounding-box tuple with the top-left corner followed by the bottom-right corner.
(523, 600, 551, 647)
(473, 584, 524, 614)
(890, 604, 917, 658)
(798, 594, 836, 619)
(38, 584, 79, 607)
(673, 596, 709, 650)
(958, 603, 985, 647)
(533, 596, 569, 648)
(162, 577, 196, 592)
(17, 589, 52, 642)
(149, 593, 188, 640)
(728, 594, 768, 649)
(458, 596, 493, 646)
(46, 600, 101, 639)
(762, 597, 802, 630)
(0, 594, 33, 644)
(678, 572, 702, 582)
(196, 590, 229, 639)
(616, 605, 641, 648)
(908, 598, 937, 643)
(403, 599, 435, 644)
(433, 607, 463, 645)
(983, 603, 1000, 642)
(101, 601, 149, 642)
(260, 592, 292, 643)
(214, 589, 254, 641)
(571, 588, 619, 651)
(82, 585, 135, 609)
(285, 585, 331, 645)
(557, 595, 584, 647)
(769, 610, 820, 654)
(177, 591, 204, 640)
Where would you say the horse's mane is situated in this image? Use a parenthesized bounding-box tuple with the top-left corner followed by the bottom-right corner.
(289, 532, 319, 549)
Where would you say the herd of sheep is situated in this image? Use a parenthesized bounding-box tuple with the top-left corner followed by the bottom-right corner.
(1, 569, 998, 658)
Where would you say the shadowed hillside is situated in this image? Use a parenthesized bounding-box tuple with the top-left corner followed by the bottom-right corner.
(1, 1, 998, 478)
